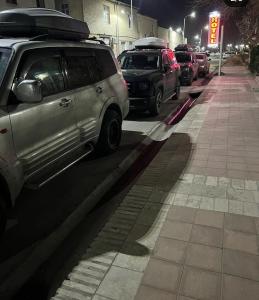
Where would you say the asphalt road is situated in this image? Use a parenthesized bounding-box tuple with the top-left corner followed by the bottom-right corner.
(0, 69, 217, 299)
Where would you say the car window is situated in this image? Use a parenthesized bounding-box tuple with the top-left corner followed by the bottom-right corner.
(122, 54, 159, 70)
(25, 56, 65, 97)
(95, 49, 117, 79)
(175, 52, 192, 63)
(65, 49, 101, 89)
(0, 48, 12, 87)
(196, 54, 205, 60)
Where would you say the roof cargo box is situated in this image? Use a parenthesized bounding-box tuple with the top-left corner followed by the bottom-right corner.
(0, 8, 90, 41)
(175, 44, 193, 52)
(134, 37, 167, 49)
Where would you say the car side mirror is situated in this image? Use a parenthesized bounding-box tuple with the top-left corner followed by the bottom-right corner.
(13, 80, 43, 104)
(164, 64, 171, 72)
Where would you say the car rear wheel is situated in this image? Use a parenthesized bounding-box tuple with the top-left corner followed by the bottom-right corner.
(186, 77, 193, 86)
(96, 109, 122, 155)
(0, 196, 7, 238)
(172, 79, 180, 100)
(149, 88, 163, 116)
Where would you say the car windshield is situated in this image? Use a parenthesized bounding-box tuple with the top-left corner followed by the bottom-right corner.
(196, 54, 205, 60)
(122, 54, 159, 70)
(0, 48, 11, 86)
(175, 52, 192, 63)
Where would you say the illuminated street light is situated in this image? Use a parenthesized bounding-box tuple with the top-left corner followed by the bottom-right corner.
(183, 11, 196, 42)
(194, 34, 199, 40)
(176, 27, 182, 33)
(190, 11, 196, 18)
(204, 24, 209, 30)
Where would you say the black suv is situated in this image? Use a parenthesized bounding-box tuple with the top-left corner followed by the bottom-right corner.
(120, 48, 181, 115)
(175, 51, 199, 86)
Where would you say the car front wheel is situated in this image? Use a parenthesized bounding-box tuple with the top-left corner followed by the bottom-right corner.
(149, 88, 163, 116)
(0, 196, 7, 238)
(96, 109, 122, 155)
(172, 79, 180, 100)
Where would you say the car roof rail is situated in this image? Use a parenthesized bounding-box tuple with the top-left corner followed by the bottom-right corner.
(29, 34, 49, 41)
(86, 37, 106, 45)
(28, 34, 106, 45)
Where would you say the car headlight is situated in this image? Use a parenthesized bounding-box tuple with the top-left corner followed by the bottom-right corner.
(138, 82, 149, 90)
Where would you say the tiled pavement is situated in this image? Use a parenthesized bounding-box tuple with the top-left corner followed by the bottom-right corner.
(53, 67, 259, 300)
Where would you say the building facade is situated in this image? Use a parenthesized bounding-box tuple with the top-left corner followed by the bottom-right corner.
(0, 0, 183, 55)
(0, 0, 55, 9)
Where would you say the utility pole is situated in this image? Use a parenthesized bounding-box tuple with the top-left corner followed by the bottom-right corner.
(218, 24, 224, 76)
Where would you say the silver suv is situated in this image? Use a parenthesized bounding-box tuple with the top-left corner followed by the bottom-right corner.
(0, 15, 128, 234)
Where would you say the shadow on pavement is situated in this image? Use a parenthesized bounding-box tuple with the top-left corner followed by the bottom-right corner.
(12, 132, 192, 300)
(0, 129, 146, 263)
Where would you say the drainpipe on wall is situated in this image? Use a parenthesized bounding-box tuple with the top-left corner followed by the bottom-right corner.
(116, 1, 120, 56)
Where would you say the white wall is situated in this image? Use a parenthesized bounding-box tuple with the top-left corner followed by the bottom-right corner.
(169, 30, 184, 49)
(158, 26, 169, 46)
(137, 13, 157, 38)
(54, 0, 83, 20)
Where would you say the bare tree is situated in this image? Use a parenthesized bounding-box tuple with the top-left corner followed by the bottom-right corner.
(192, 0, 259, 45)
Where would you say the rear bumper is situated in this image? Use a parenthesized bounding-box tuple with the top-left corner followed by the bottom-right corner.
(129, 96, 154, 111)
(180, 69, 192, 82)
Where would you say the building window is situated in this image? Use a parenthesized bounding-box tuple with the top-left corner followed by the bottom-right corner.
(103, 5, 110, 24)
(36, 0, 45, 7)
(61, 3, 70, 15)
(6, 0, 17, 4)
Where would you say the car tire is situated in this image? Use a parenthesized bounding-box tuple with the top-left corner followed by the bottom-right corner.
(96, 109, 122, 155)
(172, 79, 180, 100)
(149, 88, 163, 116)
(186, 77, 193, 86)
(0, 196, 7, 238)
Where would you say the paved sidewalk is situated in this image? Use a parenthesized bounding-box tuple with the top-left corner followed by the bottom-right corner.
(53, 65, 259, 300)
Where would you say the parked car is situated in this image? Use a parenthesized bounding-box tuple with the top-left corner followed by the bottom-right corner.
(196, 52, 210, 77)
(0, 8, 129, 235)
(175, 51, 199, 85)
(120, 38, 181, 115)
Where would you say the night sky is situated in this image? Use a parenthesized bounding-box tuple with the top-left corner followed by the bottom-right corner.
(122, 0, 240, 46)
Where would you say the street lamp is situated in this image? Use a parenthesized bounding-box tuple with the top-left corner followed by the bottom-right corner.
(176, 27, 182, 33)
(194, 34, 199, 40)
(200, 24, 209, 50)
(183, 11, 196, 43)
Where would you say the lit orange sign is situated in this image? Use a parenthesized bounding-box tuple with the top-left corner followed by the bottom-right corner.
(208, 12, 220, 47)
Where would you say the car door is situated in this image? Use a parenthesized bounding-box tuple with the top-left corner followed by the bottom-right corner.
(162, 51, 176, 98)
(8, 48, 80, 179)
(192, 54, 199, 77)
(64, 47, 105, 143)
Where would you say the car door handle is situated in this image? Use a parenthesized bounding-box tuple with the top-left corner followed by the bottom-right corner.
(59, 98, 72, 108)
(96, 87, 103, 94)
